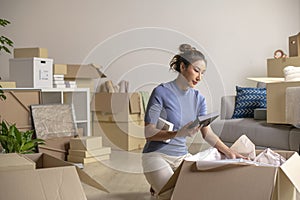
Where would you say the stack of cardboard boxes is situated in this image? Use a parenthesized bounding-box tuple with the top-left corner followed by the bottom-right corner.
(64, 64, 106, 98)
(9, 48, 53, 88)
(248, 32, 300, 124)
(53, 64, 67, 88)
(67, 136, 111, 164)
(91, 92, 146, 151)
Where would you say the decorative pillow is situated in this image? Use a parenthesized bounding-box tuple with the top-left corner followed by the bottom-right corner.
(232, 86, 267, 118)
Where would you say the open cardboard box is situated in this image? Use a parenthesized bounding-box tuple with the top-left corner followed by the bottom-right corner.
(267, 57, 300, 77)
(64, 64, 106, 96)
(158, 150, 300, 200)
(0, 153, 108, 200)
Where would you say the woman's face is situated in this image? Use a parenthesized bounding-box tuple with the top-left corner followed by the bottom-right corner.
(180, 60, 206, 88)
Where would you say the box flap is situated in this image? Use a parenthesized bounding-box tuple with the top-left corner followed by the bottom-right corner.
(65, 64, 106, 79)
(247, 77, 285, 83)
(279, 152, 300, 191)
(0, 153, 35, 171)
(129, 92, 141, 114)
(25, 153, 109, 193)
(158, 161, 183, 195)
(0, 166, 87, 200)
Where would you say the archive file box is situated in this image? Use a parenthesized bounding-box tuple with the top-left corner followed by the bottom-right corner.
(9, 57, 53, 88)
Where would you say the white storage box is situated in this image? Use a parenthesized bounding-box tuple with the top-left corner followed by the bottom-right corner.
(9, 57, 53, 88)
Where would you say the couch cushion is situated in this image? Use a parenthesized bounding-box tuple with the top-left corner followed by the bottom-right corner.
(232, 86, 266, 118)
(289, 128, 300, 151)
(211, 119, 292, 150)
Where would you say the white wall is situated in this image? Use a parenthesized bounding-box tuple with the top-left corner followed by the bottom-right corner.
(0, 0, 299, 111)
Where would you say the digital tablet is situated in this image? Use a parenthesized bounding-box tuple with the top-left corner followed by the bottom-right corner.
(188, 112, 219, 129)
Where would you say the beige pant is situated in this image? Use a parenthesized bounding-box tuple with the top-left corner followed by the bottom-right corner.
(141, 152, 191, 194)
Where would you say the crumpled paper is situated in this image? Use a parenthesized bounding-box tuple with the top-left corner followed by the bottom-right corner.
(186, 135, 286, 168)
(254, 148, 286, 167)
(230, 134, 256, 160)
(185, 148, 223, 162)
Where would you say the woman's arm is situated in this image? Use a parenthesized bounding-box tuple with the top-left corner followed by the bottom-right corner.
(200, 125, 247, 159)
(144, 123, 177, 141)
(144, 122, 200, 141)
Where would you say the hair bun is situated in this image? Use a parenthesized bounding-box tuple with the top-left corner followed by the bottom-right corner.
(179, 44, 195, 53)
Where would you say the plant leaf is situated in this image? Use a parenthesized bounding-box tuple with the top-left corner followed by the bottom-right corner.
(20, 142, 36, 153)
(0, 19, 10, 27)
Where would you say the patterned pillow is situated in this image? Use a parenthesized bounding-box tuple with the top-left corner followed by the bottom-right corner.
(232, 86, 267, 118)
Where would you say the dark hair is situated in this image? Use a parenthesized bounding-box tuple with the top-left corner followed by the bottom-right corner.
(170, 44, 207, 72)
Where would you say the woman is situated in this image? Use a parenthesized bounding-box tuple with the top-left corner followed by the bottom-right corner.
(142, 44, 245, 196)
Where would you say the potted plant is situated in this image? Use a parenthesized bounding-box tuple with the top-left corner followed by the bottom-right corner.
(0, 121, 44, 154)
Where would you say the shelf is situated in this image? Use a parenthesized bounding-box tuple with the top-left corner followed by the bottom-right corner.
(41, 88, 91, 136)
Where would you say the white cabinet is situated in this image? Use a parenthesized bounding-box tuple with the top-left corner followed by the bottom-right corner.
(41, 88, 90, 136)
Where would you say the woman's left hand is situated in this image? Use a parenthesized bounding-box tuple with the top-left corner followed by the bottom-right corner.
(223, 148, 249, 160)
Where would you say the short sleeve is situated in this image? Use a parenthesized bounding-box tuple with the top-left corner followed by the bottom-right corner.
(196, 91, 207, 116)
(145, 86, 164, 124)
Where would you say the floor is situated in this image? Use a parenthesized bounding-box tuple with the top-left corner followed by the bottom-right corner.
(81, 143, 208, 200)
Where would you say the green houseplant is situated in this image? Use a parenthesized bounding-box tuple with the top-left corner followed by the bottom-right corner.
(0, 86, 6, 101)
(0, 18, 13, 54)
(0, 18, 13, 100)
(0, 121, 45, 154)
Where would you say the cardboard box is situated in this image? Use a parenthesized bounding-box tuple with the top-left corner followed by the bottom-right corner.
(267, 81, 300, 124)
(67, 154, 110, 164)
(91, 92, 144, 122)
(93, 120, 145, 151)
(38, 136, 74, 161)
(0, 81, 16, 88)
(0, 153, 108, 200)
(70, 136, 103, 150)
(69, 147, 111, 157)
(289, 32, 300, 57)
(247, 77, 300, 124)
(53, 64, 67, 75)
(14, 47, 48, 58)
(65, 64, 106, 79)
(24, 153, 108, 192)
(9, 57, 53, 88)
(267, 57, 300, 77)
(64, 64, 106, 96)
(0, 153, 35, 171)
(0, 89, 41, 131)
(68, 146, 111, 163)
(159, 150, 300, 200)
(0, 166, 87, 200)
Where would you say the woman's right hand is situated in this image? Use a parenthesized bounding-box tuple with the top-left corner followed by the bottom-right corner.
(176, 121, 200, 137)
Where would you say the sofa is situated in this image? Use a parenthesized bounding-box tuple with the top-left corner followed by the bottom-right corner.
(211, 95, 300, 153)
